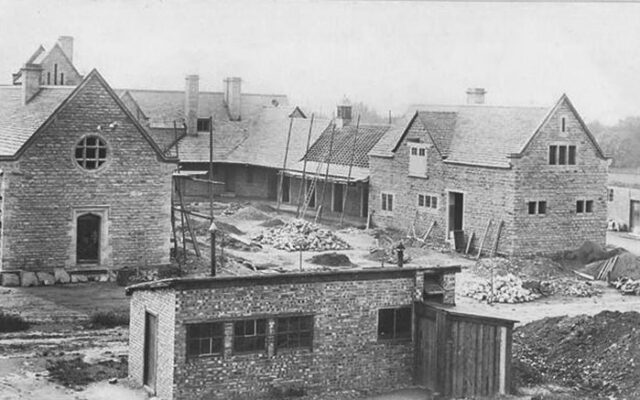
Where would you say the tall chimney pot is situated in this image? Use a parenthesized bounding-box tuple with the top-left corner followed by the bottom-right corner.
(184, 74, 199, 136)
(336, 96, 352, 129)
(224, 77, 242, 121)
(466, 88, 486, 105)
(57, 36, 74, 62)
(21, 63, 42, 105)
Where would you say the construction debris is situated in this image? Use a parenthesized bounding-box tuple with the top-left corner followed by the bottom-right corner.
(254, 219, 351, 252)
(461, 273, 542, 303)
(611, 277, 640, 295)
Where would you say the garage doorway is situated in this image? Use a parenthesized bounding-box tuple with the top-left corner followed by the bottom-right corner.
(77, 213, 101, 263)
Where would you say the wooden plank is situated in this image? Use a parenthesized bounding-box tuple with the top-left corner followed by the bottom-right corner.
(455, 322, 465, 397)
(490, 220, 504, 257)
(499, 326, 507, 394)
(451, 321, 460, 397)
(486, 325, 495, 395)
(465, 322, 476, 396)
(435, 310, 447, 396)
(465, 232, 475, 254)
(494, 324, 502, 393)
(476, 219, 492, 260)
(505, 326, 513, 395)
(475, 322, 484, 396)
(422, 220, 436, 241)
(443, 317, 453, 397)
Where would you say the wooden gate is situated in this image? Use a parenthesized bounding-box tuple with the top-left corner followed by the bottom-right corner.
(414, 302, 516, 398)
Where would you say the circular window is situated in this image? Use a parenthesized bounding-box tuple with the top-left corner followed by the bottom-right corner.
(75, 136, 108, 170)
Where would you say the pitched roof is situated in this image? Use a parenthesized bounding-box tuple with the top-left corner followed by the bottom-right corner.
(0, 86, 74, 156)
(13, 43, 82, 85)
(304, 123, 391, 168)
(0, 70, 176, 162)
(225, 108, 330, 169)
(376, 104, 551, 168)
(122, 89, 288, 129)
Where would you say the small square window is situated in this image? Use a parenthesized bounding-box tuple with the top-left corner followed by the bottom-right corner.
(418, 194, 424, 207)
(431, 196, 438, 209)
(538, 201, 546, 214)
(382, 193, 393, 211)
(568, 145, 576, 165)
(197, 118, 211, 132)
(586, 200, 593, 213)
(411, 147, 417, 155)
(528, 201, 536, 215)
(558, 146, 567, 165)
(549, 145, 557, 165)
(576, 200, 584, 213)
(276, 315, 314, 351)
(418, 148, 426, 156)
(378, 307, 411, 341)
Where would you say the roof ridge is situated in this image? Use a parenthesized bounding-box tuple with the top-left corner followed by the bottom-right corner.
(121, 88, 287, 97)
(412, 103, 549, 110)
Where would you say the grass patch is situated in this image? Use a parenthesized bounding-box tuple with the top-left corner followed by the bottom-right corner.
(0, 311, 30, 332)
(87, 311, 129, 329)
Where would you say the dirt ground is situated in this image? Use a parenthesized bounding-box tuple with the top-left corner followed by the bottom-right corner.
(3, 201, 640, 399)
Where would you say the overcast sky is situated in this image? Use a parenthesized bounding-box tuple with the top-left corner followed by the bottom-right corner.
(1, 0, 639, 124)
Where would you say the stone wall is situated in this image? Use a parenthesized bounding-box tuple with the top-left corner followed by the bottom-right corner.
(369, 100, 608, 256)
(1, 75, 174, 271)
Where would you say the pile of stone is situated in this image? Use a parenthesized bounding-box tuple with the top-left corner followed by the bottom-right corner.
(1, 268, 112, 287)
(611, 277, 640, 295)
(254, 219, 351, 252)
(461, 273, 541, 303)
(546, 278, 602, 297)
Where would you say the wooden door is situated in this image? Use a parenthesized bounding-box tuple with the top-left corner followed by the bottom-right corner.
(415, 315, 438, 390)
(631, 200, 640, 234)
(143, 312, 158, 392)
(77, 214, 100, 263)
(448, 192, 464, 232)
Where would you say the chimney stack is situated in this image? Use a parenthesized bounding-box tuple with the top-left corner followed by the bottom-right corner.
(336, 96, 352, 129)
(224, 77, 242, 121)
(184, 74, 199, 136)
(21, 63, 42, 105)
(57, 36, 74, 62)
(466, 88, 486, 105)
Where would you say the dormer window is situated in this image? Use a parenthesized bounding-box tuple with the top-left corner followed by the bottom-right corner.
(197, 118, 211, 132)
(408, 143, 428, 177)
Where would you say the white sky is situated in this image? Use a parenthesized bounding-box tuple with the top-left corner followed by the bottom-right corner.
(1, 0, 640, 124)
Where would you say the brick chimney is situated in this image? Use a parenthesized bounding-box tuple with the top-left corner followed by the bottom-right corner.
(184, 74, 199, 136)
(466, 88, 486, 105)
(57, 36, 74, 62)
(336, 96, 352, 129)
(224, 77, 242, 121)
(21, 63, 42, 105)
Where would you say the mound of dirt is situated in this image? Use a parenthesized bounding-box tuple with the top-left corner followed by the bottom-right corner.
(568, 241, 610, 264)
(213, 220, 244, 235)
(232, 206, 271, 221)
(309, 252, 352, 267)
(260, 218, 285, 227)
(610, 252, 640, 280)
(513, 311, 640, 398)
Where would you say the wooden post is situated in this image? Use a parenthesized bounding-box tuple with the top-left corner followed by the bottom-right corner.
(476, 219, 492, 260)
(465, 232, 475, 255)
(490, 220, 504, 258)
(296, 114, 315, 216)
(211, 231, 216, 277)
(277, 115, 295, 211)
(317, 122, 337, 223)
(340, 115, 360, 226)
(209, 116, 214, 219)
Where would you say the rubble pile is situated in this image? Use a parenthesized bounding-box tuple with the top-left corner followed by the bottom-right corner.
(461, 273, 541, 303)
(513, 311, 640, 399)
(254, 219, 351, 252)
(545, 278, 602, 297)
(611, 277, 640, 295)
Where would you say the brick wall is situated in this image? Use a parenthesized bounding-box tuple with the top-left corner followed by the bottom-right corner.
(1, 76, 174, 271)
(129, 289, 176, 399)
(369, 101, 607, 256)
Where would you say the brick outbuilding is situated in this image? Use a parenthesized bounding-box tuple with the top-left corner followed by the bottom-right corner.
(368, 91, 609, 256)
(126, 266, 459, 399)
(0, 68, 176, 275)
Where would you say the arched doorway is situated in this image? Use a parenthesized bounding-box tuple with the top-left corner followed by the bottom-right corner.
(77, 213, 101, 263)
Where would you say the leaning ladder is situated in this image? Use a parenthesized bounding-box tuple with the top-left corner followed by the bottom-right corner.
(299, 160, 325, 219)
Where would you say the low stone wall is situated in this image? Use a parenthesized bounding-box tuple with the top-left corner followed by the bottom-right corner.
(1, 268, 115, 287)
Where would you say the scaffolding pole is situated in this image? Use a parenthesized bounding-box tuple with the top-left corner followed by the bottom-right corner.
(296, 114, 315, 216)
(339, 115, 360, 226)
(276, 115, 295, 212)
(208, 116, 214, 219)
(316, 122, 337, 223)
